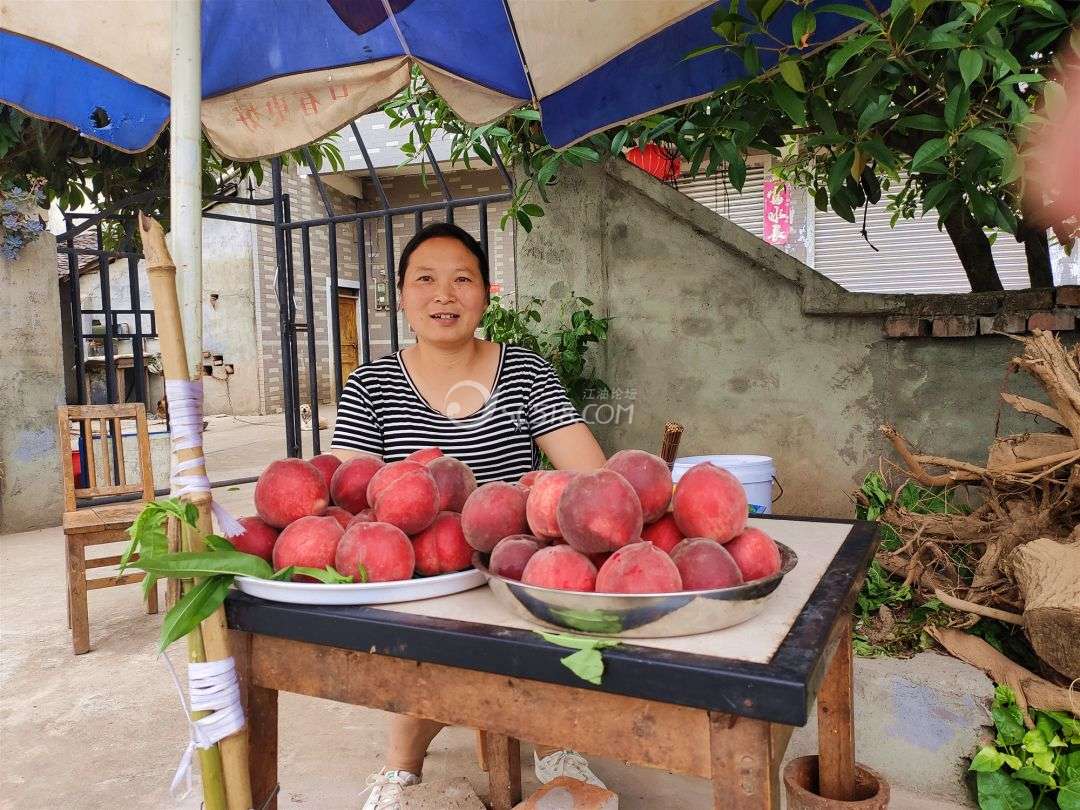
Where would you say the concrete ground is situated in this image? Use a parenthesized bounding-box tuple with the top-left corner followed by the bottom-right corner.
(2, 420, 984, 809)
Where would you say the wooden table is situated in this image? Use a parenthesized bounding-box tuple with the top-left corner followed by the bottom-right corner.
(226, 516, 877, 809)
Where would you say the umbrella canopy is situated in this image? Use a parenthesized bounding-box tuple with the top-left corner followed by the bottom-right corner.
(2, 0, 882, 161)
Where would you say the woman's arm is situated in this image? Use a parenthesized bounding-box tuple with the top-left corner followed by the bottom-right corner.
(536, 423, 606, 471)
(329, 448, 381, 463)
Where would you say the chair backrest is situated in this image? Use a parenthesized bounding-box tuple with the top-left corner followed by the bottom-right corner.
(58, 404, 155, 511)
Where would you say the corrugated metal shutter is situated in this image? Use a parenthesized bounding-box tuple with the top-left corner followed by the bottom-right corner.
(678, 166, 766, 237)
(813, 186, 1030, 293)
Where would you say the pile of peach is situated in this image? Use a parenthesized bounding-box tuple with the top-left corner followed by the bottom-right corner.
(484, 452, 783, 594)
(233, 447, 478, 582)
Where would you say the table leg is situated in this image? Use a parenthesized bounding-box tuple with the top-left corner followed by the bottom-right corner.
(708, 713, 778, 810)
(476, 729, 490, 772)
(233, 632, 279, 810)
(817, 615, 856, 800)
(484, 732, 521, 810)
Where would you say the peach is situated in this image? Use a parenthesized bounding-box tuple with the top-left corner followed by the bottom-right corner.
(427, 456, 477, 512)
(670, 538, 743, 590)
(329, 454, 384, 513)
(461, 482, 529, 552)
(230, 516, 279, 563)
(521, 545, 597, 592)
(525, 470, 575, 540)
(346, 508, 375, 529)
(671, 462, 747, 543)
(367, 460, 424, 506)
(489, 535, 542, 580)
(325, 506, 353, 529)
(406, 446, 444, 464)
(309, 453, 342, 490)
(371, 463, 440, 535)
(604, 449, 672, 523)
(519, 470, 546, 490)
(641, 513, 684, 554)
(725, 528, 782, 582)
(556, 470, 643, 554)
(595, 542, 683, 594)
(272, 515, 343, 581)
(254, 458, 329, 528)
(412, 512, 473, 576)
(335, 521, 415, 582)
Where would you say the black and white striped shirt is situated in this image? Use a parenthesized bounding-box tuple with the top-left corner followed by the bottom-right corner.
(330, 344, 583, 484)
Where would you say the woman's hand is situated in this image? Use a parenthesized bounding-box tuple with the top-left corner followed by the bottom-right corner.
(536, 423, 606, 471)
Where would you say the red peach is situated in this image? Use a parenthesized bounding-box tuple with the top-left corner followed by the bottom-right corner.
(670, 538, 744, 590)
(518, 470, 546, 491)
(335, 521, 415, 582)
(521, 545, 597, 592)
(230, 516, 279, 563)
(412, 512, 473, 576)
(641, 513, 685, 554)
(595, 542, 683, 594)
(325, 506, 353, 529)
(346, 508, 375, 529)
(604, 449, 673, 523)
(461, 482, 529, 552)
(309, 453, 342, 490)
(272, 515, 343, 581)
(427, 456, 477, 512)
(556, 469, 643, 554)
(525, 470, 576, 540)
(671, 462, 747, 543)
(254, 458, 329, 528)
(406, 446, 444, 464)
(725, 527, 783, 582)
(367, 460, 425, 506)
(371, 464, 440, 535)
(330, 454, 384, 513)
(489, 535, 542, 580)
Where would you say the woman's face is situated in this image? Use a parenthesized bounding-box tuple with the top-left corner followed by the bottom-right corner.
(399, 236, 488, 347)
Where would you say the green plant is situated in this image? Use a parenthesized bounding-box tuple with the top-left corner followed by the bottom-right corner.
(121, 498, 353, 651)
(969, 685, 1080, 810)
(480, 294, 611, 410)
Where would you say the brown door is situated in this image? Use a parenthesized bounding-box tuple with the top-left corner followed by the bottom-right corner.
(338, 294, 359, 386)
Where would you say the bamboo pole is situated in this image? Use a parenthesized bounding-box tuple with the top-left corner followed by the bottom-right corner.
(142, 214, 253, 810)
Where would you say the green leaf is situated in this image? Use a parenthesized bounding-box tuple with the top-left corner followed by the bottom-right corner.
(860, 139, 897, 170)
(536, 155, 560, 187)
(565, 145, 600, 162)
(159, 575, 234, 651)
(976, 770, 1034, 810)
(791, 9, 817, 46)
(896, 114, 947, 132)
(809, 94, 838, 135)
(829, 150, 856, 196)
(994, 703, 1027, 746)
(857, 95, 893, 132)
(779, 60, 806, 93)
(610, 129, 630, 155)
(963, 129, 1013, 162)
(971, 746, 1008, 772)
(771, 81, 806, 126)
(728, 154, 747, 190)
(910, 138, 949, 172)
(945, 86, 970, 130)
(1013, 766, 1055, 787)
(986, 46, 1023, 77)
(817, 3, 881, 25)
(289, 565, 354, 584)
(922, 180, 955, 213)
(1060, 782, 1080, 810)
(521, 203, 545, 217)
(959, 49, 985, 87)
(1023, 729, 1050, 755)
(536, 631, 619, 651)
(826, 35, 876, 78)
(203, 534, 235, 553)
(511, 108, 541, 121)
(760, 0, 786, 23)
(560, 648, 605, 685)
(972, 5, 1016, 38)
(684, 43, 728, 61)
(131, 550, 273, 580)
(814, 186, 829, 211)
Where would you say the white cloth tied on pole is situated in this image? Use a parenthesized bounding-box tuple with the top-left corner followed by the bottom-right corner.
(164, 379, 244, 537)
(162, 655, 247, 800)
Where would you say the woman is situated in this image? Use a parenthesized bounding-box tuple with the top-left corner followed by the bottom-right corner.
(330, 222, 609, 810)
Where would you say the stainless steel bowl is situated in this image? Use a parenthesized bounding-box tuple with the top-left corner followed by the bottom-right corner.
(472, 542, 798, 638)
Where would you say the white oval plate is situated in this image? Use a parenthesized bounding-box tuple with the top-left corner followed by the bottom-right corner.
(234, 568, 485, 606)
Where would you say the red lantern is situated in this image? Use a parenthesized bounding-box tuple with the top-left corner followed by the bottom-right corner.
(624, 143, 681, 183)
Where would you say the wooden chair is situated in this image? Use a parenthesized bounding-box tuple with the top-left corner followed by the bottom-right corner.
(58, 404, 159, 654)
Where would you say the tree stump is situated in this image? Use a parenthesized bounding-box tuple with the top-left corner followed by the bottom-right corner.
(1007, 538, 1080, 681)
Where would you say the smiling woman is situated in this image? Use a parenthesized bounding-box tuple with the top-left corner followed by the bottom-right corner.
(327, 222, 608, 809)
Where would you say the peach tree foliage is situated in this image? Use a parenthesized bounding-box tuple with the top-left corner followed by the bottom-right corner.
(383, 1, 1077, 292)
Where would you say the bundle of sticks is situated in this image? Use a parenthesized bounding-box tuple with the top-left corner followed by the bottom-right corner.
(865, 330, 1079, 686)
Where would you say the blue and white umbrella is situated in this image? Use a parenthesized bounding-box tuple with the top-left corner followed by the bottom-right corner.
(2, 0, 882, 160)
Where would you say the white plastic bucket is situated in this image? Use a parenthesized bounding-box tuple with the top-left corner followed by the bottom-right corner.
(671, 454, 777, 515)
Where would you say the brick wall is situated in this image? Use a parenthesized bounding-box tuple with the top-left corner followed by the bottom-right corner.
(251, 164, 513, 413)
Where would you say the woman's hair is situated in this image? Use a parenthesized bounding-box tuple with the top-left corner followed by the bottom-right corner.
(396, 221, 490, 295)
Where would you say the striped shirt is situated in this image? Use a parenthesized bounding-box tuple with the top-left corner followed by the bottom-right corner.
(330, 344, 583, 484)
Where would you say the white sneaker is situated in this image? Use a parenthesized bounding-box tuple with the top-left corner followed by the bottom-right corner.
(359, 768, 420, 810)
(534, 749, 608, 789)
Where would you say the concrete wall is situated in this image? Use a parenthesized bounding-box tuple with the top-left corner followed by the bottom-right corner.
(516, 160, 1075, 518)
(1, 229, 65, 532)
